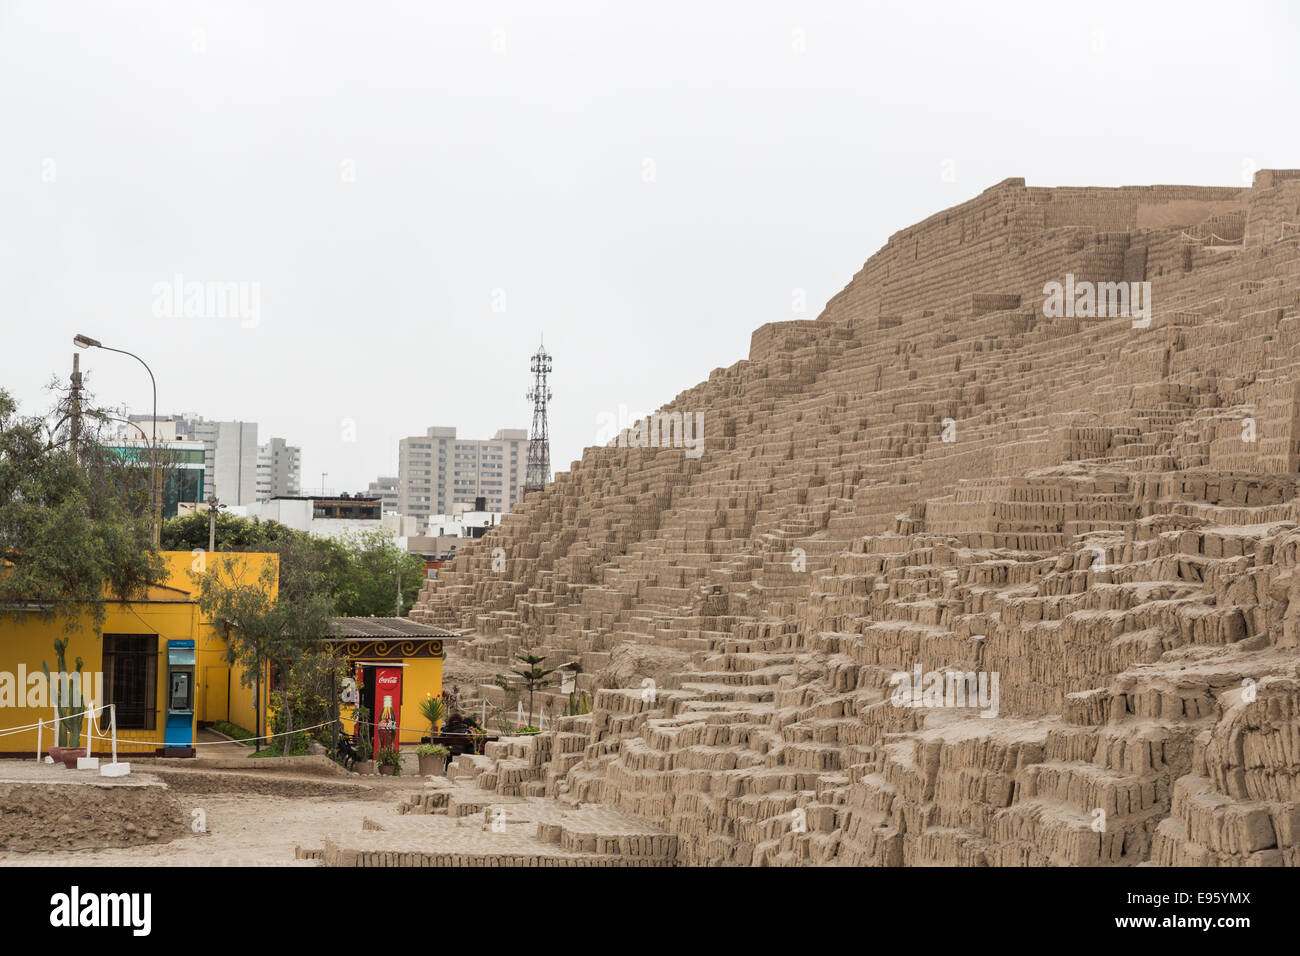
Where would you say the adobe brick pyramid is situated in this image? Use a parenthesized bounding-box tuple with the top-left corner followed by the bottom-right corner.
(411, 172, 1300, 866)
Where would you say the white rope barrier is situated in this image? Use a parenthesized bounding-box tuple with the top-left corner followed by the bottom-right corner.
(5, 710, 493, 749)
(1179, 231, 1243, 245)
(111, 718, 339, 748)
(0, 703, 110, 739)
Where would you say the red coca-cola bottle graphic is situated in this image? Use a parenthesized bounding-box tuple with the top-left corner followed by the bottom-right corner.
(377, 694, 397, 753)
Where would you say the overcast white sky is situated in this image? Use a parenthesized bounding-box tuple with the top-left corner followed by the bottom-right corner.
(2, 0, 1298, 494)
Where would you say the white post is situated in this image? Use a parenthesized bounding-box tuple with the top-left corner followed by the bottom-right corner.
(36, 719, 42, 762)
(480, 699, 486, 727)
(85, 698, 94, 756)
(52, 707, 59, 750)
(516, 701, 523, 728)
(98, 703, 129, 777)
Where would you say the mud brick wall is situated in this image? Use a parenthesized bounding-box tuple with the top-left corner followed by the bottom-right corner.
(411, 172, 1300, 867)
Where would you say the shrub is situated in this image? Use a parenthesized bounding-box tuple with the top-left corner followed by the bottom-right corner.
(377, 746, 402, 774)
(251, 742, 310, 758)
(213, 720, 255, 742)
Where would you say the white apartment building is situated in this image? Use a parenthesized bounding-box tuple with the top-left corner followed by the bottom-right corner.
(257, 437, 302, 501)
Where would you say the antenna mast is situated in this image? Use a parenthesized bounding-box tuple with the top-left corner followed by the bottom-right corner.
(524, 342, 552, 497)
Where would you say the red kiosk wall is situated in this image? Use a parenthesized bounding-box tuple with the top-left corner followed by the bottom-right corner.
(374, 666, 403, 754)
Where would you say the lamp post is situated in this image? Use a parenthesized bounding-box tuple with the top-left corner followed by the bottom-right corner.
(206, 493, 226, 553)
(74, 334, 161, 547)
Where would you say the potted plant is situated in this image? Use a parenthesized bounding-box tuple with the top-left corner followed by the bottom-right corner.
(416, 743, 449, 776)
(48, 745, 87, 769)
(470, 725, 488, 755)
(45, 638, 88, 768)
(419, 692, 445, 742)
(377, 746, 402, 776)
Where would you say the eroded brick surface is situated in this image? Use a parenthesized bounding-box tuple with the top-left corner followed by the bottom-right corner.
(411, 172, 1300, 866)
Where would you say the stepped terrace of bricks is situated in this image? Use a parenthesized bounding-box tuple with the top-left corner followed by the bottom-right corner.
(409, 171, 1300, 867)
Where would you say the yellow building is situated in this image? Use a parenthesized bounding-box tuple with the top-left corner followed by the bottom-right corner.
(329, 618, 464, 749)
(0, 554, 460, 760)
(161, 551, 279, 736)
(0, 551, 277, 757)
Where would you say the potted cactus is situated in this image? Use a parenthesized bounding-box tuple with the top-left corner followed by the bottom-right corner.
(44, 638, 87, 768)
(416, 743, 449, 776)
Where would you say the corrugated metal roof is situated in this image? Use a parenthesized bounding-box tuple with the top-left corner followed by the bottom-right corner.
(326, 616, 463, 639)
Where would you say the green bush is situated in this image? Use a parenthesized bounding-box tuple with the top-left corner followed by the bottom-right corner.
(377, 746, 402, 773)
(251, 742, 310, 758)
(416, 743, 449, 758)
(213, 720, 255, 742)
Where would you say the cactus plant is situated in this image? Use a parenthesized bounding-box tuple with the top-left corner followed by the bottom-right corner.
(42, 637, 85, 748)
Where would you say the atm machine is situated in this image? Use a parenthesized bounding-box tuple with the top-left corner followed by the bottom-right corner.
(164, 639, 196, 755)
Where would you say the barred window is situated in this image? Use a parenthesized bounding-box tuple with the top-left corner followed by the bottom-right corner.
(103, 635, 157, 730)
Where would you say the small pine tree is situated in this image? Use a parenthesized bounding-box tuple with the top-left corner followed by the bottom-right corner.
(508, 651, 555, 727)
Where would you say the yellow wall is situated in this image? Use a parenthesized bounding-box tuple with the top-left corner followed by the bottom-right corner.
(398, 656, 443, 745)
(0, 595, 196, 756)
(159, 551, 278, 737)
(0, 551, 278, 755)
(0, 551, 455, 758)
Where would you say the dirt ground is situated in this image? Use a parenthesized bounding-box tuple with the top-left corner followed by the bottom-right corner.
(0, 760, 430, 866)
(0, 764, 187, 854)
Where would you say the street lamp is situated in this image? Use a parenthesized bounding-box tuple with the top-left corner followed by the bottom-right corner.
(74, 333, 161, 547)
(206, 494, 226, 553)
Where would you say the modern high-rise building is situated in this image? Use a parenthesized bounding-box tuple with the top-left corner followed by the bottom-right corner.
(107, 422, 207, 519)
(257, 437, 302, 501)
(193, 420, 258, 506)
(397, 426, 527, 528)
(367, 475, 400, 514)
(133, 414, 259, 505)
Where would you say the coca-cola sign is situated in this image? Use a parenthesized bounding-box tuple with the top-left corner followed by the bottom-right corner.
(372, 667, 403, 754)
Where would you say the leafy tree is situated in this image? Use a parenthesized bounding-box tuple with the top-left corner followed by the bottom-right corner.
(0, 387, 163, 633)
(334, 529, 428, 617)
(270, 645, 348, 757)
(161, 510, 301, 553)
(194, 532, 336, 743)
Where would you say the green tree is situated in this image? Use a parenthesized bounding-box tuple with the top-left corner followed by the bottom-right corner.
(270, 645, 348, 758)
(0, 387, 163, 633)
(194, 533, 336, 744)
(161, 510, 301, 553)
(334, 529, 427, 617)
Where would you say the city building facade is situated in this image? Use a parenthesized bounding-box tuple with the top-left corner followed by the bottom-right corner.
(367, 475, 400, 514)
(132, 414, 260, 505)
(257, 437, 302, 501)
(397, 426, 527, 530)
